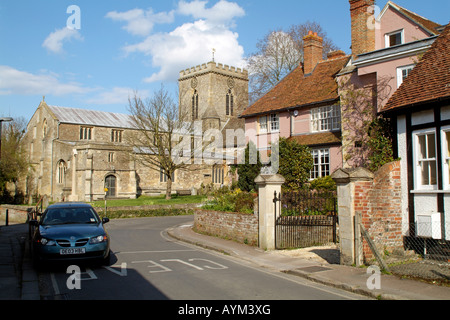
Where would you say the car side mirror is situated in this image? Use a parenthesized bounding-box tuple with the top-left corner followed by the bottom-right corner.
(102, 217, 110, 224)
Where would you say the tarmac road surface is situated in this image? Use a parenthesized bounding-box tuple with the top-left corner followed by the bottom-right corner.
(37, 216, 369, 301)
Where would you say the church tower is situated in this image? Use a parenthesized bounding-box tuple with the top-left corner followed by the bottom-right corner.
(178, 61, 249, 132)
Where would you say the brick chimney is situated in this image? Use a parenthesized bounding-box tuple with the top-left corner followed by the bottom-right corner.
(303, 31, 323, 74)
(349, 0, 376, 58)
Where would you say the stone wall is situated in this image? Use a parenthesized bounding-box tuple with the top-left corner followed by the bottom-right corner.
(194, 209, 258, 246)
(0, 205, 32, 225)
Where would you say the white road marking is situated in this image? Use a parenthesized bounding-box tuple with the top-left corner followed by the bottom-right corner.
(115, 249, 197, 255)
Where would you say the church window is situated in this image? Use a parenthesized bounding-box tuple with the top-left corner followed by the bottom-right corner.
(212, 166, 224, 184)
(108, 152, 114, 163)
(160, 168, 175, 183)
(57, 160, 66, 184)
(80, 127, 92, 140)
(111, 130, 123, 143)
(226, 90, 234, 116)
(43, 119, 48, 138)
(192, 91, 199, 120)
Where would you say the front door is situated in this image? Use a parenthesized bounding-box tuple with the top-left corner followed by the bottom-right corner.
(105, 175, 117, 198)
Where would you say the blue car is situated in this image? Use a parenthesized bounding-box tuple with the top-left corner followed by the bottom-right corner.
(30, 203, 110, 268)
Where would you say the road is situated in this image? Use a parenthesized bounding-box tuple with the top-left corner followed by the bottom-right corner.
(37, 216, 368, 301)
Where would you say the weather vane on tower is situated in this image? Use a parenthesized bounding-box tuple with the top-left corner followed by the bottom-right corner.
(212, 48, 216, 62)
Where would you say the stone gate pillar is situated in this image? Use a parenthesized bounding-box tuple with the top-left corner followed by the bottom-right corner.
(255, 174, 285, 250)
(331, 167, 373, 266)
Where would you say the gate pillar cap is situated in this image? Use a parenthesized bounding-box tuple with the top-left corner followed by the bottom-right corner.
(331, 167, 373, 184)
(255, 174, 285, 186)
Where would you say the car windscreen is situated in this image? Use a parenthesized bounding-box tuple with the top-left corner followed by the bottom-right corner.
(41, 207, 100, 225)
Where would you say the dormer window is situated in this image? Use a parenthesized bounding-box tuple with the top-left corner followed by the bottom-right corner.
(385, 30, 404, 48)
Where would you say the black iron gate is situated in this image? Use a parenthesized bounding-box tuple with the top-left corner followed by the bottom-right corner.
(274, 190, 338, 249)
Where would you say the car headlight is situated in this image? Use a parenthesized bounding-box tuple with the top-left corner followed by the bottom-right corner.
(39, 238, 56, 246)
(89, 235, 107, 244)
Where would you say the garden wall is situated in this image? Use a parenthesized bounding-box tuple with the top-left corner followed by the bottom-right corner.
(194, 209, 258, 246)
(0, 205, 32, 225)
(354, 161, 403, 262)
(332, 161, 403, 266)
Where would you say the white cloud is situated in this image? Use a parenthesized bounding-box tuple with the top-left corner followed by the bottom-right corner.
(0, 65, 90, 96)
(42, 27, 83, 54)
(106, 8, 175, 37)
(112, 0, 246, 83)
(177, 0, 245, 25)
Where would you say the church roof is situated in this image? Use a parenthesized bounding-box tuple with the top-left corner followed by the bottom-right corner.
(47, 105, 135, 129)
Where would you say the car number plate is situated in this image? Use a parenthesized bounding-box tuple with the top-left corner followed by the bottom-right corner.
(60, 248, 86, 255)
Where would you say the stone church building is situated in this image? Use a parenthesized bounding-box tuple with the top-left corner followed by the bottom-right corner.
(20, 61, 248, 202)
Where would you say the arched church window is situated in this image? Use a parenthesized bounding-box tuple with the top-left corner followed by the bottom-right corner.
(226, 90, 234, 116)
(43, 119, 48, 138)
(192, 90, 199, 120)
(57, 160, 66, 184)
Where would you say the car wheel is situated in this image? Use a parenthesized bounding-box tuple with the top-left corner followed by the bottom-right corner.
(101, 250, 111, 266)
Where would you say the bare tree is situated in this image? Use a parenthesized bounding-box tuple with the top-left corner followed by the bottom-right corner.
(127, 86, 197, 200)
(247, 21, 340, 104)
(247, 30, 301, 103)
(287, 21, 340, 60)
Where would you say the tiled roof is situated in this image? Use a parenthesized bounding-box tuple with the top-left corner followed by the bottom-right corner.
(389, 1, 442, 36)
(240, 56, 350, 118)
(381, 23, 450, 113)
(288, 131, 341, 147)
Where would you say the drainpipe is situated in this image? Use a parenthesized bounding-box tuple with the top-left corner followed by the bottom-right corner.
(50, 120, 60, 201)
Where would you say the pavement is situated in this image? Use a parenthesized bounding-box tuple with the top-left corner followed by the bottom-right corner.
(166, 222, 450, 301)
(1, 221, 449, 300)
(0, 223, 40, 300)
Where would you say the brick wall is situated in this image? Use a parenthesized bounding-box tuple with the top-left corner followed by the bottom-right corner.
(194, 209, 258, 246)
(354, 161, 403, 262)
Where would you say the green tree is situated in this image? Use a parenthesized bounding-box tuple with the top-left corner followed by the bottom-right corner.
(0, 118, 29, 201)
(236, 142, 262, 192)
(367, 117, 395, 172)
(277, 138, 313, 190)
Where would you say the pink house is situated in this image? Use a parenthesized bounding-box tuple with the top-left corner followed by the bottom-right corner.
(240, 0, 444, 179)
(351, 1, 443, 111)
(240, 31, 350, 179)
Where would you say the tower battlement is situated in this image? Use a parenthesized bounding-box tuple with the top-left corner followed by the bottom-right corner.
(179, 61, 248, 80)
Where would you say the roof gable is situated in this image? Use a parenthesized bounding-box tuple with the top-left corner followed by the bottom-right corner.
(379, 1, 442, 36)
(240, 56, 350, 118)
(382, 23, 450, 113)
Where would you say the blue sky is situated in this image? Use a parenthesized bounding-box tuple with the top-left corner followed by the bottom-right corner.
(0, 0, 449, 123)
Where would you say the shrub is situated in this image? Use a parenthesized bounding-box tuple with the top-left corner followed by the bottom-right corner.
(309, 176, 336, 191)
(235, 192, 256, 214)
(236, 142, 262, 192)
(202, 187, 255, 214)
(276, 138, 313, 190)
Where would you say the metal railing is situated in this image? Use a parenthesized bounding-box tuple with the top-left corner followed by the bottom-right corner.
(275, 190, 338, 249)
